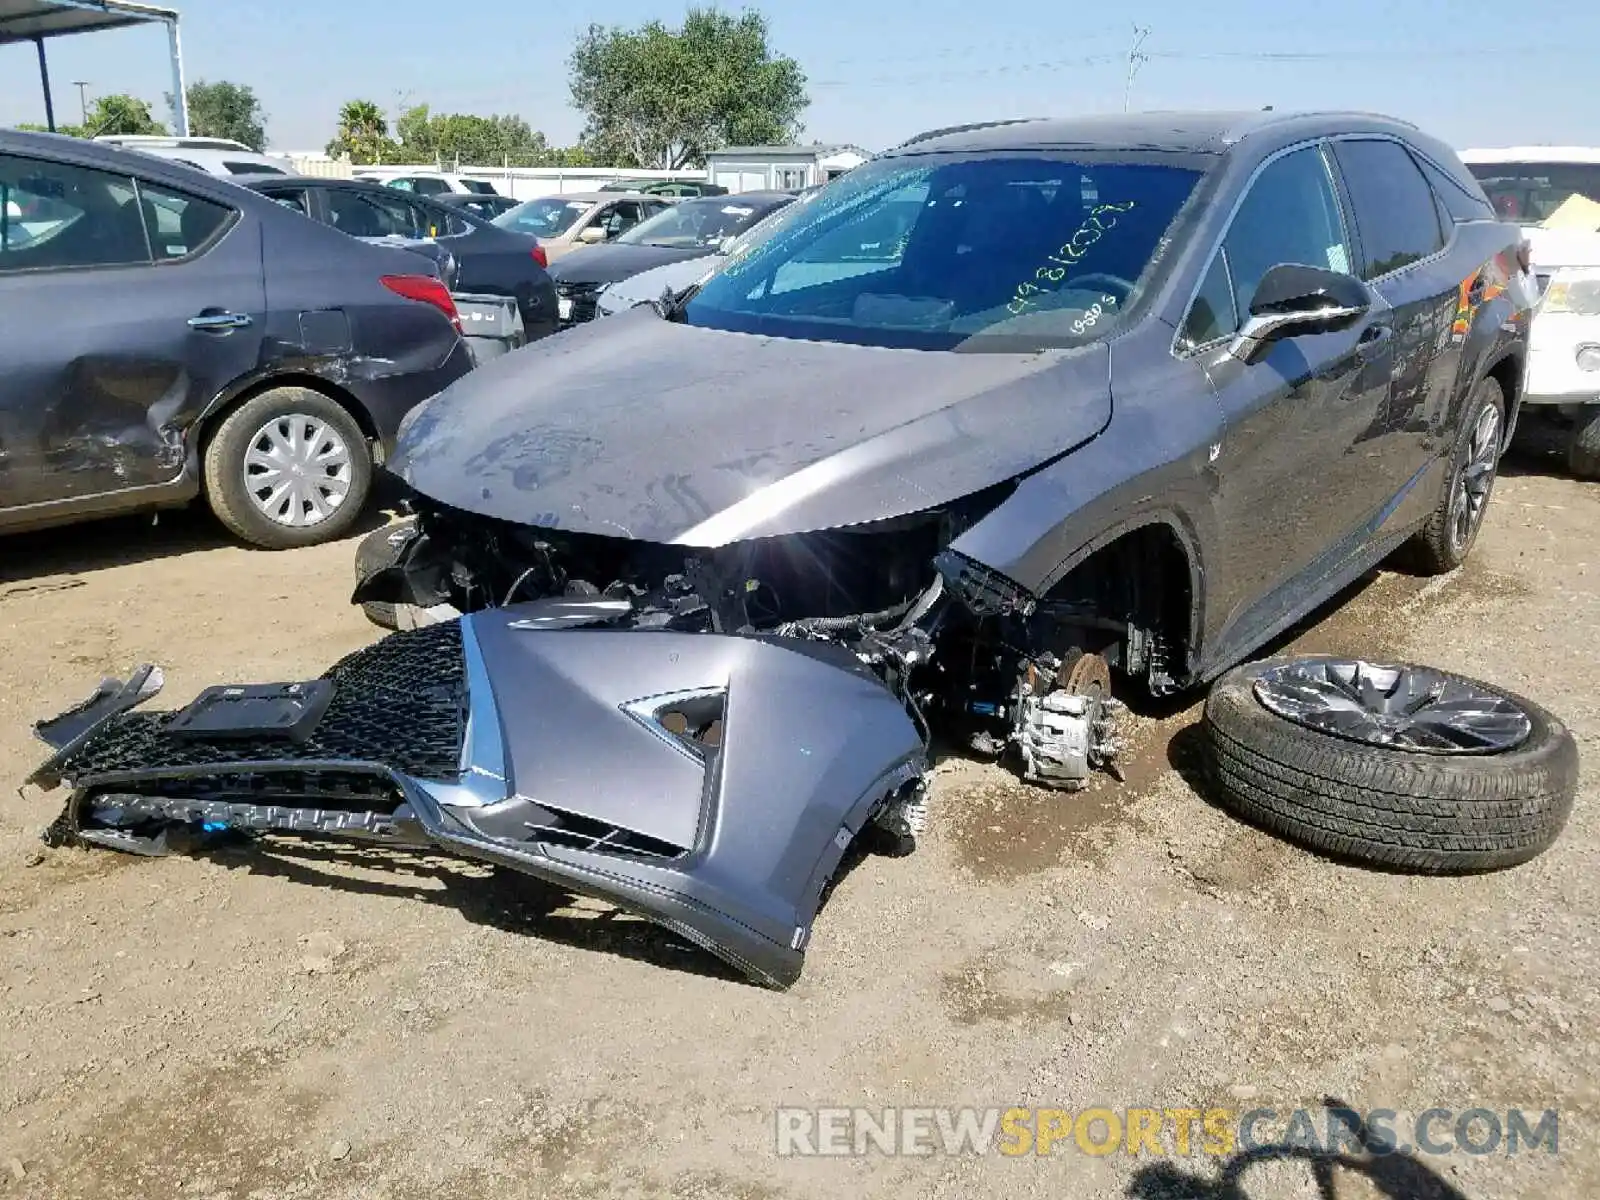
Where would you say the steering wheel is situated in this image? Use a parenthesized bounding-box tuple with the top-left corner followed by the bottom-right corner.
(1067, 273, 1137, 305)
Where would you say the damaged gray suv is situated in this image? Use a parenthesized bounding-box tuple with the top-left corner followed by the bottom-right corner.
(30, 112, 1531, 988)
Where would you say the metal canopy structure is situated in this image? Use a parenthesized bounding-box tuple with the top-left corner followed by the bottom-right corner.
(0, 0, 187, 135)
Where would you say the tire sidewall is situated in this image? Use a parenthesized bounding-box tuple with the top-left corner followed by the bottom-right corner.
(1208, 654, 1568, 779)
(207, 389, 372, 549)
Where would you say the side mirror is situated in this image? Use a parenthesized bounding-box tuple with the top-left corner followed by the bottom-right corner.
(1229, 263, 1370, 363)
(578, 225, 606, 244)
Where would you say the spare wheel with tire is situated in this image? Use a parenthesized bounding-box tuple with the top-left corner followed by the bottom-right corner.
(1201, 656, 1578, 873)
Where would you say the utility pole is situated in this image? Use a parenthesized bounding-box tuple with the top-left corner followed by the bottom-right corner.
(1123, 24, 1151, 113)
(71, 80, 90, 125)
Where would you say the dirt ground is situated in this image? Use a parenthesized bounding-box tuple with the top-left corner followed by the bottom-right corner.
(0, 450, 1595, 1200)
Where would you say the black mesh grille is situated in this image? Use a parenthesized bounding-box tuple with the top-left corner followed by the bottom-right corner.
(60, 623, 467, 783)
(556, 281, 601, 326)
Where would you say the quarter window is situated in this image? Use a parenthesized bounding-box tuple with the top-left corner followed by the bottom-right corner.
(1332, 139, 1446, 279)
(137, 181, 231, 261)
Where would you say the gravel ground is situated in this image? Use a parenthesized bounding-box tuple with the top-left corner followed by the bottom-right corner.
(0, 455, 1594, 1199)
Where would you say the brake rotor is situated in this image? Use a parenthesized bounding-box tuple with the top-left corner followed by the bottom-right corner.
(1058, 650, 1112, 703)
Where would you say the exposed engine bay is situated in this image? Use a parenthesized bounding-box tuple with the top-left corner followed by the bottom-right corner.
(355, 490, 1153, 791)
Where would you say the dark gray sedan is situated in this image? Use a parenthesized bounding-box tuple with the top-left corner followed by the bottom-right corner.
(0, 131, 472, 548)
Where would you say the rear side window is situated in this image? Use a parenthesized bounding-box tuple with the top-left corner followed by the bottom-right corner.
(1332, 139, 1446, 279)
(327, 188, 426, 239)
(137, 181, 231, 261)
(226, 161, 284, 175)
(409, 177, 451, 196)
(260, 188, 311, 216)
(0, 153, 147, 272)
(460, 179, 496, 195)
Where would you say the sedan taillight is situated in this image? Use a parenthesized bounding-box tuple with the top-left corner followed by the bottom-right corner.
(532, 242, 548, 270)
(381, 274, 461, 333)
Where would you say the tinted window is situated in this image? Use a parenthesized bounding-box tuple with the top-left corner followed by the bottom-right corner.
(1466, 161, 1600, 223)
(1180, 253, 1237, 348)
(686, 155, 1203, 351)
(1221, 146, 1352, 324)
(137, 181, 230, 261)
(226, 161, 284, 175)
(460, 179, 496, 195)
(326, 188, 425, 238)
(409, 177, 450, 196)
(0, 153, 148, 271)
(1333, 139, 1446, 279)
(259, 187, 311, 216)
(1416, 156, 1494, 222)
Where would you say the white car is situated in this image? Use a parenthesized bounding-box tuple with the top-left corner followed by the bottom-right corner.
(1461, 148, 1600, 474)
(382, 172, 500, 198)
(93, 135, 294, 177)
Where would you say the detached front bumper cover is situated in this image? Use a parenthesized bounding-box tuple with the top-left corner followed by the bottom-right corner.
(27, 610, 927, 989)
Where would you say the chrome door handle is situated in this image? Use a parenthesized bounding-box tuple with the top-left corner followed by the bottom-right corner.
(188, 312, 252, 331)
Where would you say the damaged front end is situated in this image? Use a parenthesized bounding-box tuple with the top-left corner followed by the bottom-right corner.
(29, 615, 928, 988)
(355, 492, 1132, 791)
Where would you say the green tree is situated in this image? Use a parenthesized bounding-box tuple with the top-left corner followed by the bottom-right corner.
(325, 99, 397, 165)
(569, 7, 807, 170)
(83, 94, 167, 137)
(184, 80, 267, 149)
(392, 103, 573, 168)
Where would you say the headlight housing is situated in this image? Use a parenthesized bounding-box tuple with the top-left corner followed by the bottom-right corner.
(1541, 268, 1600, 316)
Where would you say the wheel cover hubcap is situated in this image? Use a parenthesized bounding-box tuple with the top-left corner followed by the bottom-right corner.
(1450, 402, 1500, 553)
(243, 414, 353, 528)
(1252, 659, 1531, 754)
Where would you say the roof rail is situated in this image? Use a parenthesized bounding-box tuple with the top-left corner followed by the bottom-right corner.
(892, 118, 1042, 150)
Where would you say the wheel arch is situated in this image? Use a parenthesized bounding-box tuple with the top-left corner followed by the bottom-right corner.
(1039, 512, 1207, 689)
(1482, 349, 1524, 447)
(195, 371, 379, 467)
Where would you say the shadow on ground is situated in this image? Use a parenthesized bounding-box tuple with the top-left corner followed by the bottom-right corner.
(0, 476, 410, 588)
(1127, 1099, 1469, 1200)
(192, 835, 766, 985)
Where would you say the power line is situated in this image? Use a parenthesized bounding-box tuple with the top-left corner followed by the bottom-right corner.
(810, 53, 1121, 90)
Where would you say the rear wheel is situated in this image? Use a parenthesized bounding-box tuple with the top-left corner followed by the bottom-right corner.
(203, 387, 371, 549)
(1404, 375, 1504, 575)
(1568, 405, 1600, 479)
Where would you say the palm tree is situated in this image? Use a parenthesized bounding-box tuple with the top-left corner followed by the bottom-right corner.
(327, 99, 391, 164)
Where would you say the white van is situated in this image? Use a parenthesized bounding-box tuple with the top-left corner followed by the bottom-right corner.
(93, 135, 294, 178)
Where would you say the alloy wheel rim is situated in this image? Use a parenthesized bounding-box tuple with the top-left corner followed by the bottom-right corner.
(1253, 658, 1531, 755)
(242, 414, 353, 528)
(1450, 402, 1501, 554)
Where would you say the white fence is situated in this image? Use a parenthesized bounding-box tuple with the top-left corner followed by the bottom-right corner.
(286, 157, 708, 200)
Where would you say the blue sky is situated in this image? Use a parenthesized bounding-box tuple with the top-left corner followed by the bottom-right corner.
(1, 0, 1593, 153)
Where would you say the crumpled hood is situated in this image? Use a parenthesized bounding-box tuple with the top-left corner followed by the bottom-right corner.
(390, 308, 1112, 545)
